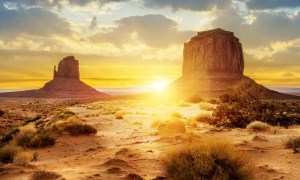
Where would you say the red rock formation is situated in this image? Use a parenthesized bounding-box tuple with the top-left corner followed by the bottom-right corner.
(0, 56, 109, 99)
(171, 28, 299, 100)
(54, 56, 80, 79)
(183, 28, 244, 76)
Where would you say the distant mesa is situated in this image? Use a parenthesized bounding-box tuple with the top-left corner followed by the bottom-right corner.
(171, 28, 299, 99)
(0, 56, 109, 99)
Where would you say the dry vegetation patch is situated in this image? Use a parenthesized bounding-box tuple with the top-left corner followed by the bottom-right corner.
(31, 170, 61, 180)
(246, 121, 271, 132)
(199, 102, 216, 111)
(0, 145, 23, 163)
(53, 116, 97, 136)
(163, 137, 253, 180)
(155, 120, 186, 135)
(194, 112, 214, 123)
(15, 125, 55, 148)
(285, 136, 300, 149)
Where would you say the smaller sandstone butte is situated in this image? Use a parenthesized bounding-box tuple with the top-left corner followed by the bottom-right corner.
(54, 56, 80, 79)
(171, 28, 299, 100)
(0, 56, 109, 99)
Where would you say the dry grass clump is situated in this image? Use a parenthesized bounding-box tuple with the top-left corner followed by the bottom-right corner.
(31, 170, 61, 180)
(29, 134, 56, 148)
(186, 95, 203, 103)
(0, 145, 22, 163)
(194, 112, 214, 123)
(14, 151, 32, 165)
(285, 136, 300, 149)
(15, 125, 55, 148)
(178, 102, 190, 107)
(156, 120, 186, 135)
(115, 112, 124, 119)
(0, 109, 4, 116)
(163, 137, 253, 180)
(63, 109, 75, 115)
(54, 116, 97, 136)
(246, 121, 270, 132)
(199, 102, 216, 111)
(171, 112, 183, 119)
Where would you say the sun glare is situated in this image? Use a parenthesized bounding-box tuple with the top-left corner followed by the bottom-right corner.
(152, 81, 167, 91)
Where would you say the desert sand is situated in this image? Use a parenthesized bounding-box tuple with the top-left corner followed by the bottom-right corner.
(0, 98, 300, 180)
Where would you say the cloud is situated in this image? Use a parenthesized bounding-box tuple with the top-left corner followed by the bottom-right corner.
(212, 8, 300, 48)
(142, 0, 232, 11)
(0, 3, 72, 41)
(3, 0, 128, 9)
(244, 46, 300, 73)
(89, 14, 195, 48)
(245, 0, 300, 10)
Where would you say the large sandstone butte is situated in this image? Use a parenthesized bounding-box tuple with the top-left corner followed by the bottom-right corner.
(171, 28, 299, 99)
(0, 56, 109, 99)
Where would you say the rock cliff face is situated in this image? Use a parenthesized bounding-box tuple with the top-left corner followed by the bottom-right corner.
(171, 28, 299, 100)
(54, 56, 80, 79)
(182, 28, 244, 76)
(0, 56, 109, 99)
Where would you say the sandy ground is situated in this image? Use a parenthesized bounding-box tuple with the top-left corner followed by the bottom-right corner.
(0, 99, 300, 180)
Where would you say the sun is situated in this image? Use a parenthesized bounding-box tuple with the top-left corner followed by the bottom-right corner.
(152, 81, 168, 91)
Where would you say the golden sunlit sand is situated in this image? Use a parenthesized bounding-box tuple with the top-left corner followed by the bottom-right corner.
(0, 98, 300, 179)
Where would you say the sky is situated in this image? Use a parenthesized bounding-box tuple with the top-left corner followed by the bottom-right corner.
(0, 0, 300, 89)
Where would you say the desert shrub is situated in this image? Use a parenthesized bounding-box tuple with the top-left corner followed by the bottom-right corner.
(15, 125, 37, 147)
(57, 109, 75, 119)
(55, 116, 97, 136)
(157, 120, 186, 135)
(186, 95, 203, 103)
(151, 120, 161, 128)
(178, 102, 190, 107)
(171, 112, 183, 119)
(246, 121, 270, 132)
(199, 102, 216, 111)
(0, 109, 4, 116)
(15, 125, 55, 148)
(194, 112, 214, 123)
(285, 136, 300, 149)
(212, 91, 300, 128)
(163, 137, 253, 180)
(29, 134, 56, 148)
(31, 170, 61, 180)
(64, 123, 97, 136)
(14, 151, 32, 165)
(207, 99, 219, 105)
(63, 109, 75, 115)
(0, 145, 22, 163)
(115, 113, 124, 119)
